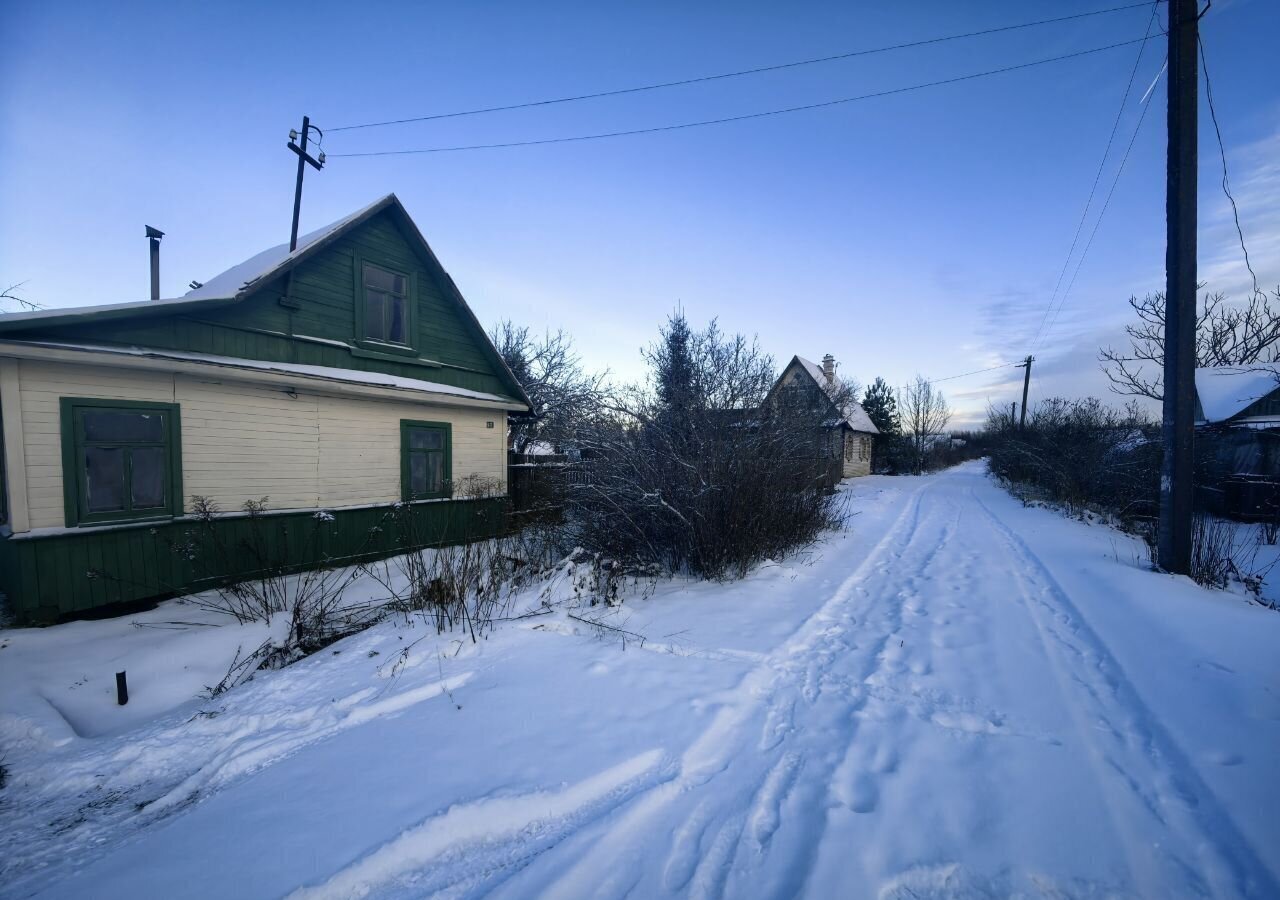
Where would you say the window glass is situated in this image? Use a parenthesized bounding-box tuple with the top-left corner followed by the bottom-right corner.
(83, 410, 165, 442)
(404, 423, 448, 499)
(69, 401, 176, 523)
(365, 292, 386, 342)
(131, 446, 166, 508)
(409, 429, 444, 451)
(362, 263, 409, 345)
(387, 296, 406, 343)
(85, 446, 126, 512)
(423, 452, 444, 494)
(409, 452, 428, 496)
(364, 265, 402, 292)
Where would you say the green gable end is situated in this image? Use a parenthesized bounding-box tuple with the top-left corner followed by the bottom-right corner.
(0, 199, 526, 402)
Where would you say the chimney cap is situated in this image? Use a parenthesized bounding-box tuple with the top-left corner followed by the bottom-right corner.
(821, 354, 836, 383)
(145, 225, 165, 240)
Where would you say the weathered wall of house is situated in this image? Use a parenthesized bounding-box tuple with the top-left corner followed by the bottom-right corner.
(842, 431, 873, 478)
(7, 357, 507, 530)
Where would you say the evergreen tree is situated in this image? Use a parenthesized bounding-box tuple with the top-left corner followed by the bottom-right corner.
(862, 377, 901, 435)
(650, 311, 697, 419)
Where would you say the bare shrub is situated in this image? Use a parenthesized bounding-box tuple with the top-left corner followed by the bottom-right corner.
(365, 499, 568, 641)
(1188, 514, 1240, 590)
(565, 314, 849, 579)
(987, 398, 1160, 525)
(179, 497, 382, 666)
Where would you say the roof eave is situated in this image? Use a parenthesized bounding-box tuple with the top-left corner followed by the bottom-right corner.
(0, 296, 240, 333)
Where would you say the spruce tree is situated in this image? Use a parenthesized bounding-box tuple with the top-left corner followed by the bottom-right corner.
(862, 377, 901, 435)
(652, 311, 697, 419)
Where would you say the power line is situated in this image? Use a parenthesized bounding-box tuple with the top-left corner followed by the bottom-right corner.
(329, 37, 1156, 158)
(1038, 52, 1163, 348)
(1027, 0, 1161, 352)
(1199, 33, 1261, 299)
(929, 362, 1025, 384)
(328, 2, 1156, 133)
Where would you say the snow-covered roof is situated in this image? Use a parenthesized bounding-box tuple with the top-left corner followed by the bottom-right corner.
(0, 194, 532, 410)
(0, 196, 397, 328)
(1195, 366, 1280, 423)
(185, 196, 390, 301)
(792, 355, 880, 435)
(4, 340, 522, 406)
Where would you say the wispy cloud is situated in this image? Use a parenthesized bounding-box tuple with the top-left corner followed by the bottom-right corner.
(1199, 123, 1280, 298)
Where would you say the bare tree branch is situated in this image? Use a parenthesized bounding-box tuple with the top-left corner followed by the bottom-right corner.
(1099, 287, 1280, 401)
(0, 281, 40, 313)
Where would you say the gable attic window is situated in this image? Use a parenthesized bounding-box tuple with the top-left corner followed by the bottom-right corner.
(60, 399, 182, 526)
(358, 261, 413, 348)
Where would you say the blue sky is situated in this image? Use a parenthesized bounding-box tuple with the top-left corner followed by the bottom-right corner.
(2, 0, 1276, 425)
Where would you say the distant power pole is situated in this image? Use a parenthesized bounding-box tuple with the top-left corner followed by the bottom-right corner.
(1158, 0, 1199, 575)
(287, 116, 326, 252)
(1019, 355, 1034, 430)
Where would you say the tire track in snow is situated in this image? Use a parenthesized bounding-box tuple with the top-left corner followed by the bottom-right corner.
(968, 486, 1280, 899)
(525, 483, 968, 900)
(288, 749, 674, 900)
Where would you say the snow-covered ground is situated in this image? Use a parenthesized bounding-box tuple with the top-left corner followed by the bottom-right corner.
(2, 461, 1278, 899)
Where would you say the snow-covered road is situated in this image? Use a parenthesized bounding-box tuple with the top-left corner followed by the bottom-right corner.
(4, 463, 1278, 898)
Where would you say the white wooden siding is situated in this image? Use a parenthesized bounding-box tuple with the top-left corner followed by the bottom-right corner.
(841, 431, 873, 479)
(9, 358, 508, 530)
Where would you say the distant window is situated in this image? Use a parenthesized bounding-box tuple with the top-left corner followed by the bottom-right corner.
(361, 263, 409, 345)
(859, 437, 871, 461)
(844, 434, 854, 461)
(401, 420, 451, 500)
(61, 399, 181, 525)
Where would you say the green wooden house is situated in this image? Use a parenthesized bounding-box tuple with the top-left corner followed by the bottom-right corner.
(0, 194, 530, 624)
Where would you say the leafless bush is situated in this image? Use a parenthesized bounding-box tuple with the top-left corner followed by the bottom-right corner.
(569, 412, 847, 579)
(563, 314, 849, 579)
(177, 497, 382, 669)
(1186, 514, 1237, 589)
(987, 398, 1160, 525)
(365, 498, 569, 641)
(202, 639, 275, 698)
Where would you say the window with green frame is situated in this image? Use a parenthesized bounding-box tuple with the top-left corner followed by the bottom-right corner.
(60, 398, 183, 526)
(356, 258, 415, 351)
(400, 420, 451, 500)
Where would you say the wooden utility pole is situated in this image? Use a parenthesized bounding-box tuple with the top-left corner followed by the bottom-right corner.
(287, 116, 325, 252)
(1158, 0, 1199, 575)
(1019, 355, 1034, 430)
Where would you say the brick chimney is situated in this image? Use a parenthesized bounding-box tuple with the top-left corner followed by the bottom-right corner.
(821, 354, 836, 384)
